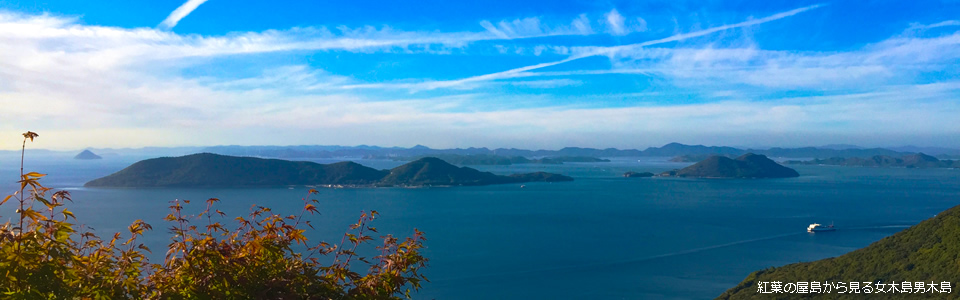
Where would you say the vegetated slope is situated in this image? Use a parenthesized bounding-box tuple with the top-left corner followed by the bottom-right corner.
(718, 203, 960, 299)
(664, 153, 799, 178)
(85, 153, 387, 187)
(86, 154, 574, 188)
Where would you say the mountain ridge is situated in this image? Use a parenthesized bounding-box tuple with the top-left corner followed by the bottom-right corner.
(84, 153, 572, 188)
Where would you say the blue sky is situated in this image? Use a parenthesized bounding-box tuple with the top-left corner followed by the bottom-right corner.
(1, 0, 959, 150)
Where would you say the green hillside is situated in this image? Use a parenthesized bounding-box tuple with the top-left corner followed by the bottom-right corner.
(85, 153, 387, 187)
(718, 204, 960, 299)
(86, 154, 573, 188)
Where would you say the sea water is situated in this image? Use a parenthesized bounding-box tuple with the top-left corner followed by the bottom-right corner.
(1, 154, 958, 299)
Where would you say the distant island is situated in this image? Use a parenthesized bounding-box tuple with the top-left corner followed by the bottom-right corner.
(198, 142, 952, 160)
(668, 154, 734, 162)
(623, 171, 654, 178)
(535, 156, 611, 164)
(74, 149, 102, 160)
(660, 153, 800, 178)
(84, 153, 573, 188)
(784, 153, 960, 169)
(379, 154, 610, 165)
(718, 203, 960, 299)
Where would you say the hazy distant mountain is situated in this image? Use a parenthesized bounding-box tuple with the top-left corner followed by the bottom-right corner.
(198, 143, 920, 159)
(785, 153, 960, 169)
(537, 156, 611, 164)
(661, 153, 800, 178)
(644, 143, 744, 156)
(817, 144, 865, 150)
(752, 147, 905, 158)
(85, 154, 573, 188)
(388, 154, 609, 165)
(387, 154, 530, 165)
(74, 150, 102, 160)
(718, 203, 960, 299)
(15, 142, 949, 160)
(888, 145, 960, 156)
(669, 154, 735, 162)
(86, 146, 205, 157)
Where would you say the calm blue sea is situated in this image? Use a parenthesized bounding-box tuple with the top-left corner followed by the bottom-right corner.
(1, 153, 959, 299)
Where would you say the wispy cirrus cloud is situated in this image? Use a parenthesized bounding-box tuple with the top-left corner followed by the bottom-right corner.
(605, 9, 627, 35)
(159, 0, 210, 30)
(4, 3, 960, 150)
(478, 14, 598, 39)
(342, 4, 823, 92)
(593, 30, 960, 89)
(907, 20, 960, 31)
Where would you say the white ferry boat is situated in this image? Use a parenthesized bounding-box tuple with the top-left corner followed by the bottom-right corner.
(807, 223, 836, 232)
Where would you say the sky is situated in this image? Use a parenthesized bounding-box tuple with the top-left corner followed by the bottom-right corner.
(1, 0, 959, 150)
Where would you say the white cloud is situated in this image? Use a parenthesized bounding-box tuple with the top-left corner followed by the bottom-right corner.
(572, 14, 593, 35)
(636, 17, 648, 32)
(478, 15, 596, 39)
(602, 9, 648, 36)
(351, 5, 822, 92)
(10, 82, 960, 150)
(608, 30, 960, 89)
(605, 9, 626, 35)
(506, 79, 581, 88)
(907, 20, 960, 31)
(159, 0, 209, 30)
(2, 10, 634, 77)
(4, 7, 960, 150)
(477, 20, 960, 90)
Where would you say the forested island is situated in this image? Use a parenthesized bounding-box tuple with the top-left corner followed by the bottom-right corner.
(660, 153, 800, 178)
(784, 153, 960, 169)
(84, 153, 573, 188)
(718, 203, 960, 299)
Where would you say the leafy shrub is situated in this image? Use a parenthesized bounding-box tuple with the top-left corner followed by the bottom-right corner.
(0, 131, 428, 299)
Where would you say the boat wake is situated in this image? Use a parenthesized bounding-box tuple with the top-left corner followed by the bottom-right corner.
(842, 225, 912, 230)
(437, 232, 803, 282)
(617, 232, 802, 264)
(439, 225, 914, 283)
